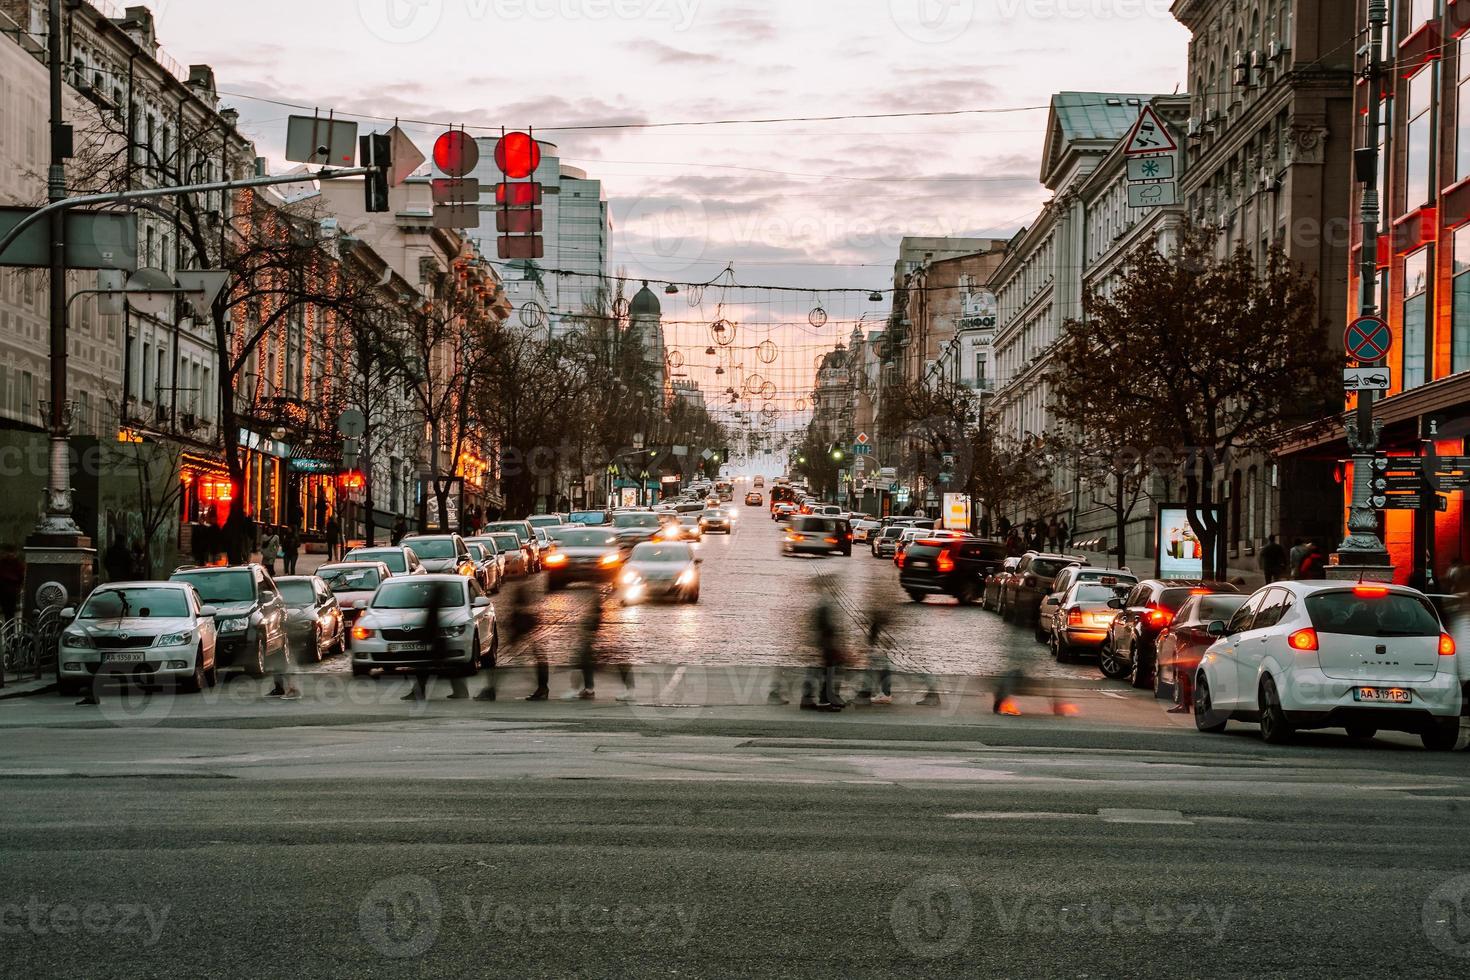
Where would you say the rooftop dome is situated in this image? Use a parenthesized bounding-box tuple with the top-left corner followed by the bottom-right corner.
(629, 281, 661, 317)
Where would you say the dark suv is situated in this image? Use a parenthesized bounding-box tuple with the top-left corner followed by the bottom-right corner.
(1100, 579, 1239, 689)
(899, 538, 1008, 604)
(1000, 553, 1083, 626)
(169, 564, 289, 676)
(782, 515, 852, 557)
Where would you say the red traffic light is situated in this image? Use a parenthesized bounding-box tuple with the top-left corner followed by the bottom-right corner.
(494, 132, 540, 179)
(433, 130, 479, 178)
(495, 182, 543, 206)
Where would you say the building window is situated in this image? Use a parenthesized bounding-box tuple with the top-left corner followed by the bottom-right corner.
(1455, 224, 1470, 374)
(1406, 67, 1434, 211)
(1459, 35, 1470, 184)
(1403, 247, 1429, 390)
(1408, 0, 1436, 33)
(21, 371, 33, 422)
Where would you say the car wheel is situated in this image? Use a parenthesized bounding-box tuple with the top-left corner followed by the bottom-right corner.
(1345, 723, 1377, 740)
(905, 589, 925, 603)
(1152, 659, 1173, 701)
(1257, 676, 1294, 745)
(312, 627, 326, 663)
(1128, 645, 1153, 689)
(1051, 632, 1071, 664)
(184, 649, 207, 693)
(486, 625, 499, 669)
(547, 577, 563, 592)
(957, 582, 979, 606)
(687, 587, 700, 604)
(1098, 638, 1129, 680)
(464, 633, 482, 676)
(247, 638, 267, 677)
(1193, 673, 1228, 733)
(1421, 718, 1461, 751)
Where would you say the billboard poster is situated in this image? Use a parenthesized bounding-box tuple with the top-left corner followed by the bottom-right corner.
(620, 488, 639, 508)
(421, 478, 463, 531)
(942, 493, 971, 531)
(1155, 504, 1220, 579)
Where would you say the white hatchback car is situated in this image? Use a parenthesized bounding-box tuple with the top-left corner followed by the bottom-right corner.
(1194, 582, 1463, 749)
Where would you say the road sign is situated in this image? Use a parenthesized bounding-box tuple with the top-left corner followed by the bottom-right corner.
(1345, 315, 1392, 362)
(0, 207, 137, 270)
(433, 203, 479, 229)
(1371, 494, 1447, 512)
(1371, 475, 1422, 494)
(285, 115, 357, 166)
(1123, 105, 1178, 156)
(1127, 181, 1177, 208)
(852, 442, 872, 456)
(889, 482, 900, 493)
(856, 432, 870, 445)
(1344, 367, 1391, 392)
(1126, 155, 1175, 181)
(385, 125, 425, 186)
(173, 269, 230, 309)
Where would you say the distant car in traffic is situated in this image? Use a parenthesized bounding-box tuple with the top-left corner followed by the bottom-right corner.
(342, 545, 425, 576)
(465, 541, 503, 595)
(1193, 582, 1462, 749)
(619, 541, 701, 604)
(851, 518, 881, 543)
(1047, 580, 1133, 663)
(612, 511, 664, 548)
(473, 533, 531, 578)
(527, 514, 567, 532)
(315, 561, 391, 642)
(871, 526, 904, 558)
(783, 515, 851, 557)
(169, 564, 290, 677)
(480, 521, 540, 571)
(1101, 580, 1238, 688)
(745, 491, 763, 506)
(400, 534, 476, 577)
(274, 575, 346, 664)
(1039, 568, 1139, 640)
(699, 508, 732, 534)
(349, 575, 497, 679)
(567, 510, 611, 527)
(999, 552, 1083, 627)
(543, 527, 624, 590)
(897, 537, 1005, 604)
(982, 557, 1021, 611)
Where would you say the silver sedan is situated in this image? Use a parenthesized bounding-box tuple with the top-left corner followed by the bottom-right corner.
(349, 575, 498, 678)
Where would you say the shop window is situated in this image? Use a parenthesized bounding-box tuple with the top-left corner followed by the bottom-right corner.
(1406, 67, 1435, 211)
(1454, 224, 1470, 374)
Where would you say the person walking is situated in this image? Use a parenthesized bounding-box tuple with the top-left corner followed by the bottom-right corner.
(1057, 519, 1070, 552)
(325, 514, 342, 562)
(481, 579, 539, 701)
(1046, 518, 1060, 552)
(855, 592, 894, 706)
(392, 516, 408, 546)
(563, 590, 628, 700)
(281, 526, 300, 575)
(260, 528, 282, 576)
(401, 580, 469, 702)
(801, 591, 845, 711)
(104, 530, 132, 582)
(1258, 534, 1287, 584)
(1297, 542, 1326, 580)
(1287, 538, 1309, 580)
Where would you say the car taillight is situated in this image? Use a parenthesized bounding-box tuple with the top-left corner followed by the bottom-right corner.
(1067, 610, 1084, 626)
(1440, 633, 1456, 657)
(1353, 585, 1389, 598)
(824, 537, 838, 545)
(896, 551, 906, 568)
(1145, 607, 1173, 628)
(1287, 628, 1318, 652)
(937, 551, 955, 573)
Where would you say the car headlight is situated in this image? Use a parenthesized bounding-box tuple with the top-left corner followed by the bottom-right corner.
(62, 629, 94, 648)
(599, 553, 622, 566)
(677, 569, 696, 587)
(219, 616, 250, 633)
(440, 624, 467, 638)
(157, 630, 193, 646)
(620, 570, 641, 586)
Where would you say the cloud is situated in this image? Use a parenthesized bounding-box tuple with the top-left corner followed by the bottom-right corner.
(641, 40, 731, 66)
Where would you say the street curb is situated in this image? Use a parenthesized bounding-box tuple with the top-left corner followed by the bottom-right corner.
(0, 680, 57, 700)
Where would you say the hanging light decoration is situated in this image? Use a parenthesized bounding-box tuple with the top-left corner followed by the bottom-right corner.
(868, 291, 883, 302)
(757, 339, 778, 364)
(705, 346, 716, 355)
(665, 282, 679, 295)
(613, 297, 630, 319)
(809, 306, 827, 328)
(715, 366, 725, 375)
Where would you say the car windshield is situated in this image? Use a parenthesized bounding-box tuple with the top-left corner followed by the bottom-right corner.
(491, 534, 522, 551)
(568, 511, 609, 526)
(1074, 584, 1122, 604)
(347, 549, 406, 573)
(318, 566, 382, 592)
(1159, 588, 1203, 612)
(81, 587, 189, 619)
(372, 580, 466, 610)
(553, 530, 619, 548)
(405, 537, 456, 559)
(631, 543, 692, 562)
(1029, 558, 1073, 578)
(276, 580, 317, 605)
(1305, 590, 1441, 637)
(171, 569, 254, 604)
(467, 544, 486, 560)
(614, 513, 660, 529)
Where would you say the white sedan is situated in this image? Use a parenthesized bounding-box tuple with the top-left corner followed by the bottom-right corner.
(57, 582, 219, 696)
(1194, 582, 1463, 750)
(350, 575, 497, 678)
(619, 542, 701, 604)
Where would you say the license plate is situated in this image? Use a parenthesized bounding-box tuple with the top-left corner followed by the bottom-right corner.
(102, 651, 145, 663)
(388, 642, 429, 653)
(910, 560, 929, 568)
(1353, 686, 1412, 703)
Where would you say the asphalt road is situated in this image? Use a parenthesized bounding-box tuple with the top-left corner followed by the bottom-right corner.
(5, 512, 1470, 977)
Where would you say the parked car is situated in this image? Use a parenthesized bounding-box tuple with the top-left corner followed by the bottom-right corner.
(983, 557, 1022, 611)
(699, 508, 732, 535)
(1047, 580, 1133, 663)
(169, 564, 290, 676)
(273, 575, 346, 663)
(1000, 552, 1083, 627)
(783, 514, 852, 557)
(1153, 591, 1250, 701)
(399, 533, 476, 577)
(349, 575, 498, 679)
(898, 538, 1007, 604)
(315, 561, 392, 641)
(1039, 568, 1139, 640)
(342, 545, 425, 577)
(56, 582, 219, 696)
(543, 527, 625, 590)
(479, 521, 540, 571)
(619, 541, 701, 604)
(1194, 582, 1462, 749)
(745, 491, 764, 506)
(465, 541, 503, 595)
(1100, 580, 1238, 688)
(472, 533, 530, 578)
(871, 526, 905, 559)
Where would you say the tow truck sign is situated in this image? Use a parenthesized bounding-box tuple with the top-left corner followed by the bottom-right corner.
(1344, 367, 1390, 392)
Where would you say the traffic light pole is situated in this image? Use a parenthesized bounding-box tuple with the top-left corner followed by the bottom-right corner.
(1332, 0, 1394, 581)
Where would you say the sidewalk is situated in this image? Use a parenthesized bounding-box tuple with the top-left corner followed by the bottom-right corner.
(1067, 547, 1269, 589)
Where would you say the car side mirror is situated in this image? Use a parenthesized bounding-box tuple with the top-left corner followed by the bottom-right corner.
(1207, 620, 1227, 637)
(1106, 598, 1124, 609)
(199, 605, 218, 618)
(60, 606, 75, 620)
(1042, 596, 1059, 606)
(472, 596, 491, 609)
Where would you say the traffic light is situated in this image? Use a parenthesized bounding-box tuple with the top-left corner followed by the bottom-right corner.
(432, 130, 480, 229)
(495, 130, 544, 259)
(830, 442, 845, 461)
(359, 133, 390, 213)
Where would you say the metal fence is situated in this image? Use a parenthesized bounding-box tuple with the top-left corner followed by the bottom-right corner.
(0, 606, 61, 688)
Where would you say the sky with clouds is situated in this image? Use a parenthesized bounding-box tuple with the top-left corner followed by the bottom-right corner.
(143, 0, 1188, 437)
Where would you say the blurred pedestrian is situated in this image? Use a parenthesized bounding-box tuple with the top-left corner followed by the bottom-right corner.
(401, 579, 469, 702)
(0, 545, 23, 622)
(562, 589, 632, 701)
(481, 579, 538, 701)
(856, 591, 894, 706)
(281, 526, 300, 575)
(1297, 542, 1326, 580)
(260, 528, 282, 576)
(325, 514, 342, 562)
(1046, 518, 1060, 552)
(392, 516, 408, 546)
(1287, 538, 1309, 580)
(104, 529, 131, 582)
(1259, 534, 1287, 584)
(129, 539, 147, 579)
(1057, 519, 1070, 552)
(801, 589, 845, 711)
